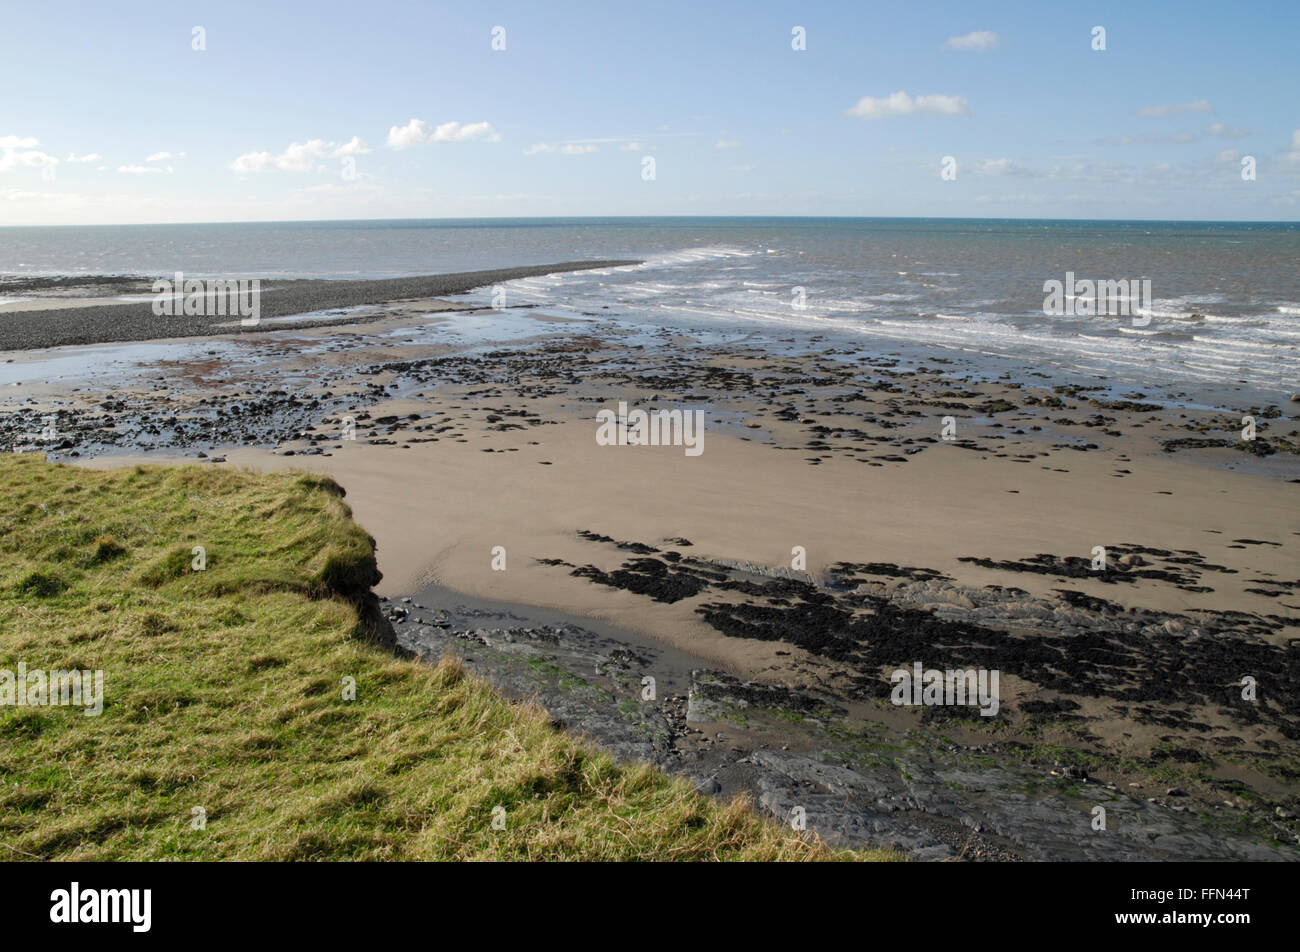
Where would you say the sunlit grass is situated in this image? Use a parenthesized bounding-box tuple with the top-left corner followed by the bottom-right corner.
(0, 455, 896, 861)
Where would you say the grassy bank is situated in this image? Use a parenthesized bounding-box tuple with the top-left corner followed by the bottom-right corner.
(0, 455, 884, 860)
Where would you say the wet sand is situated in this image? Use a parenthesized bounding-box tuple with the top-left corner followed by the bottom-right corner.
(7, 279, 1298, 858)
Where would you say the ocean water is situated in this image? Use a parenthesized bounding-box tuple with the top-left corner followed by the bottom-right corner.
(1, 217, 1297, 403)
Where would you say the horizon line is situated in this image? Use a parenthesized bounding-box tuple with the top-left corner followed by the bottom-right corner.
(3, 213, 1299, 230)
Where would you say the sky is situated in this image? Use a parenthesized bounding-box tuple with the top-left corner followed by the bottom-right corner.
(2, 0, 1298, 225)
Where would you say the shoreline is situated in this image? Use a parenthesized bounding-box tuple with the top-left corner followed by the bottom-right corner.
(7, 278, 1298, 859)
(0, 261, 639, 351)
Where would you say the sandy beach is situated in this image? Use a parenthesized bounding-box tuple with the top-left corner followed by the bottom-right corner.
(5, 269, 1293, 859)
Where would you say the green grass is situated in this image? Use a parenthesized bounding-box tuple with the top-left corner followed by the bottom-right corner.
(0, 456, 894, 861)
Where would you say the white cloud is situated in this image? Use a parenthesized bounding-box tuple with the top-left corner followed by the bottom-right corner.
(386, 119, 497, 149)
(232, 147, 312, 173)
(146, 151, 174, 162)
(726, 164, 755, 172)
(118, 165, 166, 174)
(1135, 99, 1213, 118)
(1205, 122, 1247, 138)
(714, 139, 742, 149)
(844, 91, 970, 119)
(961, 157, 1226, 186)
(1, 187, 74, 201)
(66, 153, 101, 163)
(0, 137, 59, 172)
(523, 142, 598, 155)
(944, 30, 999, 51)
(229, 138, 370, 172)
(4, 151, 59, 169)
(332, 136, 371, 156)
(972, 157, 1038, 177)
(619, 141, 643, 151)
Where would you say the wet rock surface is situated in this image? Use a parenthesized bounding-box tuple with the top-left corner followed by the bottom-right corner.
(5, 293, 1296, 859)
(8, 321, 1297, 476)
(388, 582, 1298, 861)
(557, 536, 1299, 735)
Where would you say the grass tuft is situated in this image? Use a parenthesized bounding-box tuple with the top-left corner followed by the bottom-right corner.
(17, 570, 68, 597)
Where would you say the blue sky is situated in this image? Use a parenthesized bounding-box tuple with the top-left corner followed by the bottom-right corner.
(2, 0, 1298, 225)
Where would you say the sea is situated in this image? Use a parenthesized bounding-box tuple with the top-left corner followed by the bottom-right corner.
(1, 217, 1297, 406)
